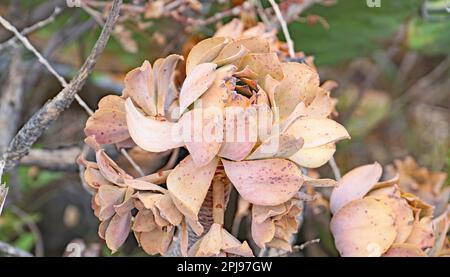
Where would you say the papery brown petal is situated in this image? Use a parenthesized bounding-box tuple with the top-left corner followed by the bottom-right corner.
(330, 162, 383, 214)
(429, 209, 450, 256)
(125, 98, 183, 152)
(221, 228, 254, 257)
(366, 194, 414, 243)
(84, 167, 110, 190)
(96, 149, 129, 185)
(406, 216, 435, 249)
(382, 243, 428, 257)
(239, 53, 284, 82)
(330, 198, 397, 257)
(255, 204, 286, 221)
(251, 218, 275, 248)
(140, 227, 174, 255)
(179, 63, 217, 114)
(156, 54, 183, 116)
(123, 178, 168, 193)
(195, 223, 223, 257)
(275, 62, 319, 121)
(266, 238, 292, 252)
(179, 108, 223, 167)
(289, 143, 336, 168)
(85, 95, 130, 145)
(105, 212, 132, 253)
(114, 195, 135, 217)
(133, 210, 156, 232)
(155, 194, 183, 226)
(222, 159, 303, 206)
(98, 185, 126, 221)
(98, 219, 109, 240)
(186, 37, 229, 75)
(167, 155, 218, 220)
(123, 60, 157, 116)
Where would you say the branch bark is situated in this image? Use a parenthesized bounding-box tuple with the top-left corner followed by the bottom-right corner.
(1, 0, 122, 172)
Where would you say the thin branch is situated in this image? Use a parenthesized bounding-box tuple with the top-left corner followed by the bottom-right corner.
(0, 14, 94, 116)
(10, 205, 44, 257)
(268, 0, 295, 58)
(0, 7, 63, 51)
(0, 160, 7, 216)
(120, 148, 144, 177)
(1, 0, 122, 172)
(0, 241, 33, 257)
(20, 147, 82, 171)
(328, 156, 341, 180)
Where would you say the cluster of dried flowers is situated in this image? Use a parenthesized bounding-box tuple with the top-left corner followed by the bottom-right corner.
(80, 19, 350, 257)
(330, 158, 449, 257)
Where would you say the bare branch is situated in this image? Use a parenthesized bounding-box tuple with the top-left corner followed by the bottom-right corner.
(0, 160, 7, 216)
(20, 147, 82, 171)
(0, 241, 33, 257)
(0, 7, 62, 51)
(1, 0, 123, 172)
(268, 0, 295, 58)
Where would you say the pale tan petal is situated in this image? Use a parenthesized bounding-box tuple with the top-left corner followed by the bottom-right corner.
(133, 210, 156, 232)
(155, 194, 183, 226)
(213, 45, 249, 66)
(247, 133, 303, 160)
(367, 194, 414, 243)
(289, 143, 336, 168)
(285, 118, 350, 149)
(214, 18, 244, 39)
(179, 108, 223, 167)
(140, 227, 174, 255)
(123, 178, 168, 193)
(218, 106, 257, 161)
(123, 60, 156, 116)
(330, 198, 397, 257)
(97, 185, 126, 221)
(251, 218, 275, 248)
(275, 62, 319, 121)
(330, 162, 383, 214)
(156, 54, 183, 116)
(85, 95, 129, 145)
(238, 53, 284, 82)
(382, 243, 428, 257)
(186, 37, 229, 75)
(222, 159, 303, 206)
(406, 216, 435, 249)
(125, 98, 183, 152)
(167, 155, 218, 220)
(179, 63, 217, 114)
(200, 65, 236, 109)
(96, 149, 129, 185)
(195, 223, 223, 257)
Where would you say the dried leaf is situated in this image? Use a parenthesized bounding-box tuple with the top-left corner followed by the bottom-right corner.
(222, 159, 303, 206)
(179, 63, 217, 114)
(186, 37, 229, 75)
(167, 155, 218, 220)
